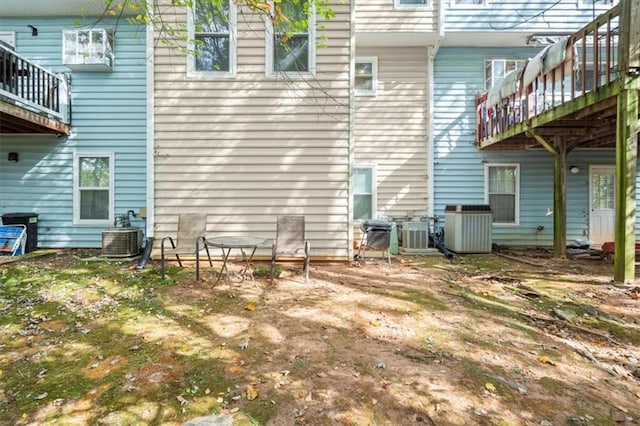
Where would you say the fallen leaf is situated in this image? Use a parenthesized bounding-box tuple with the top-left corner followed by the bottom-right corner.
(538, 355, 556, 366)
(485, 382, 496, 393)
(246, 385, 258, 400)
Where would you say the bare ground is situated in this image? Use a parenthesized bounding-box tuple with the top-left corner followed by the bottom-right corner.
(2, 249, 640, 425)
(174, 251, 640, 425)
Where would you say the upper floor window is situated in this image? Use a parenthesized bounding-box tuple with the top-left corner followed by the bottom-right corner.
(451, 0, 486, 6)
(73, 153, 114, 226)
(580, 0, 614, 6)
(485, 164, 519, 225)
(267, 0, 315, 75)
(484, 58, 526, 89)
(355, 57, 378, 96)
(188, 0, 236, 76)
(0, 32, 16, 50)
(63, 28, 114, 72)
(395, 0, 429, 8)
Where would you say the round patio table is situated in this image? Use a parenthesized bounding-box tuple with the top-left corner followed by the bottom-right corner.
(206, 236, 266, 286)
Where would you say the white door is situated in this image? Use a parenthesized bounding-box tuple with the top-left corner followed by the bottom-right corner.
(589, 165, 615, 245)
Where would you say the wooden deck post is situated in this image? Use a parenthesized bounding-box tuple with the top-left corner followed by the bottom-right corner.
(553, 138, 568, 259)
(528, 130, 567, 258)
(614, 87, 638, 283)
(613, 0, 640, 283)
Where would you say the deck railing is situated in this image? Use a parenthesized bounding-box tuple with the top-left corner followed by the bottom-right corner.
(476, 4, 620, 145)
(0, 43, 70, 123)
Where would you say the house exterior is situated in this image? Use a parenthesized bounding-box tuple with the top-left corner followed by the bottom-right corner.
(150, 0, 352, 260)
(433, 0, 627, 249)
(0, 1, 149, 249)
(2, 0, 634, 270)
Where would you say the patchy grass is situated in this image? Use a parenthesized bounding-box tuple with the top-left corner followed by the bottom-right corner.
(0, 249, 639, 425)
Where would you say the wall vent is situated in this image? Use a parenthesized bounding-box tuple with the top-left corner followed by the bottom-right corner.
(102, 228, 141, 257)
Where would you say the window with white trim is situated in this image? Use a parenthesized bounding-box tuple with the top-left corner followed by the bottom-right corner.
(188, 0, 236, 75)
(451, 0, 486, 6)
(395, 0, 428, 8)
(484, 58, 526, 90)
(0, 31, 16, 50)
(580, 0, 614, 6)
(355, 57, 378, 96)
(267, 0, 315, 75)
(73, 153, 114, 225)
(354, 165, 377, 220)
(485, 164, 519, 224)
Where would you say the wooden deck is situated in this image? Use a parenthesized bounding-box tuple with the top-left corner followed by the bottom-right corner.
(0, 42, 70, 135)
(475, 3, 637, 151)
(475, 0, 640, 283)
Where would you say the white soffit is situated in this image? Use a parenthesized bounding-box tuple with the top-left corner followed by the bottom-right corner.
(441, 32, 534, 47)
(0, 0, 142, 17)
(356, 32, 440, 47)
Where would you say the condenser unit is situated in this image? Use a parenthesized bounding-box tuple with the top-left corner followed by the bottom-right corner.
(101, 228, 142, 257)
(444, 205, 492, 253)
(400, 222, 435, 254)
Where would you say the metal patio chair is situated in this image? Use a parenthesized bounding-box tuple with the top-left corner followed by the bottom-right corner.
(271, 215, 310, 284)
(160, 213, 212, 280)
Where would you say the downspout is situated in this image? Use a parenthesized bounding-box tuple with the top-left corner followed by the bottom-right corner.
(348, 0, 356, 260)
(145, 0, 155, 241)
(427, 0, 445, 217)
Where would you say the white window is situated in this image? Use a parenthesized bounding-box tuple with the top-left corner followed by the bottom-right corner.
(266, 0, 315, 76)
(63, 28, 114, 71)
(355, 57, 378, 96)
(485, 164, 519, 225)
(0, 31, 16, 50)
(484, 58, 526, 90)
(395, 0, 429, 8)
(451, 0, 486, 6)
(73, 153, 114, 225)
(580, 0, 614, 6)
(188, 0, 236, 76)
(354, 165, 377, 220)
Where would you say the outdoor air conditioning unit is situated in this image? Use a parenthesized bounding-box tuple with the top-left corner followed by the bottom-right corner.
(401, 222, 432, 253)
(102, 228, 141, 257)
(444, 205, 493, 253)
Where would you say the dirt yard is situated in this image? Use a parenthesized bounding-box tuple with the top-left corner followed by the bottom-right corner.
(1, 249, 639, 425)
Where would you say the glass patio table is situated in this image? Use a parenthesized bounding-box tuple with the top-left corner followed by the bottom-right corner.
(205, 236, 266, 286)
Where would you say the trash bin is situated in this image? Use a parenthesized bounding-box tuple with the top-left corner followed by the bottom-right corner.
(2, 212, 38, 253)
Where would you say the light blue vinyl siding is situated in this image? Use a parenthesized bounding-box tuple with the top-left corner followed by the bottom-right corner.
(0, 18, 147, 248)
(446, 0, 615, 32)
(433, 47, 637, 246)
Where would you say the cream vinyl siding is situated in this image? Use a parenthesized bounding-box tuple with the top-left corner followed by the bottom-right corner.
(356, 0, 437, 33)
(153, 3, 351, 260)
(353, 47, 429, 218)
